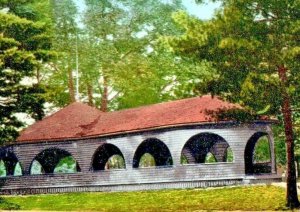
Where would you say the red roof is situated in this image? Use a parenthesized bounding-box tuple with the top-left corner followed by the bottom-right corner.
(17, 95, 241, 143)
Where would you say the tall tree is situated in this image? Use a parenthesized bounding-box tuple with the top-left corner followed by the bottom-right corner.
(81, 0, 185, 110)
(0, 1, 51, 144)
(46, 0, 202, 111)
(166, 0, 300, 208)
(40, 0, 78, 107)
(42, 0, 215, 113)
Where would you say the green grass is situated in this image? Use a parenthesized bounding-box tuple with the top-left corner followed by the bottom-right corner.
(0, 185, 289, 211)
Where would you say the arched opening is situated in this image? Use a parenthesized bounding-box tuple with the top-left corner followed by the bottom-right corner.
(105, 155, 125, 170)
(0, 160, 6, 177)
(30, 160, 44, 175)
(0, 150, 22, 176)
(30, 148, 80, 174)
(92, 143, 126, 171)
(180, 154, 189, 164)
(205, 152, 217, 163)
(54, 156, 78, 173)
(226, 147, 234, 163)
(139, 153, 156, 167)
(181, 133, 233, 164)
(13, 162, 22, 176)
(245, 132, 272, 174)
(132, 138, 173, 168)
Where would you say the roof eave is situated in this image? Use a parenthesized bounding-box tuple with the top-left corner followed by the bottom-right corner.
(14, 120, 275, 145)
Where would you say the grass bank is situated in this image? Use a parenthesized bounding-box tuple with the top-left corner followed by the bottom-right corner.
(0, 185, 289, 211)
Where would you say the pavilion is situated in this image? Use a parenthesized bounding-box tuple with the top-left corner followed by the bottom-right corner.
(0, 95, 281, 194)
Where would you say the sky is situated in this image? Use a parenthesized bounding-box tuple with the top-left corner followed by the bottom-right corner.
(182, 0, 221, 19)
(74, 0, 221, 20)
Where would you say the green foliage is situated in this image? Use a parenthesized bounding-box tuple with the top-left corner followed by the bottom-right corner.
(213, 108, 258, 122)
(105, 155, 125, 169)
(0, 160, 6, 177)
(80, 0, 188, 110)
(205, 152, 216, 163)
(0, 0, 35, 20)
(273, 124, 287, 165)
(30, 160, 43, 175)
(226, 147, 234, 162)
(165, 1, 300, 116)
(0, 3, 51, 143)
(41, 0, 78, 106)
(180, 154, 189, 164)
(0, 198, 20, 210)
(139, 153, 156, 168)
(13, 162, 22, 176)
(43, 0, 214, 111)
(254, 136, 271, 163)
(2, 186, 288, 211)
(54, 156, 76, 173)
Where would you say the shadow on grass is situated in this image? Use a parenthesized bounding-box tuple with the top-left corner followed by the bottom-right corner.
(0, 177, 20, 210)
(0, 197, 21, 210)
(0, 197, 20, 210)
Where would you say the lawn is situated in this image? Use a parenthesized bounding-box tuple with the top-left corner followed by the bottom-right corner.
(0, 185, 289, 211)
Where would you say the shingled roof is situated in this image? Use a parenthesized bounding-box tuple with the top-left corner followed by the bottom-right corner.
(17, 95, 242, 143)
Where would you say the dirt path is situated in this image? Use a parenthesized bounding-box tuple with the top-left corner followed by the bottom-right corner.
(272, 182, 300, 193)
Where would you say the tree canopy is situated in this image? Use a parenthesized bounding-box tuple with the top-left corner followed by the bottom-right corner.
(42, 0, 213, 111)
(165, 0, 300, 208)
(0, 0, 52, 144)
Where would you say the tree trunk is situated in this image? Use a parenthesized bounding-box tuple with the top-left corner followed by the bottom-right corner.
(36, 67, 41, 84)
(100, 76, 108, 112)
(68, 68, 76, 103)
(278, 66, 300, 208)
(87, 83, 94, 106)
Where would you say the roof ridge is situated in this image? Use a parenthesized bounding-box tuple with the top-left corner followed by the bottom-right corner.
(106, 96, 210, 115)
(43, 101, 100, 120)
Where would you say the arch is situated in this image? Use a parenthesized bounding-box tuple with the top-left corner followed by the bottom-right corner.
(30, 160, 44, 175)
(92, 143, 126, 171)
(180, 154, 189, 164)
(132, 138, 173, 168)
(181, 132, 233, 164)
(139, 153, 156, 167)
(54, 156, 78, 173)
(30, 148, 80, 174)
(244, 132, 272, 174)
(0, 149, 22, 176)
(205, 152, 217, 163)
(13, 162, 22, 176)
(226, 147, 234, 163)
(0, 160, 6, 177)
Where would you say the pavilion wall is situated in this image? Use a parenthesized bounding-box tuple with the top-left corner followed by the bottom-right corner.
(0, 123, 281, 194)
